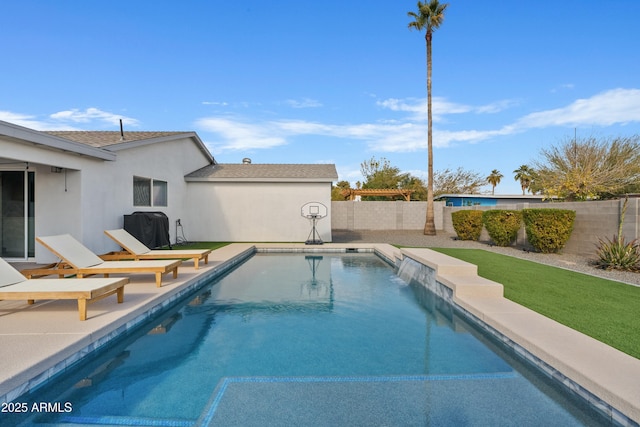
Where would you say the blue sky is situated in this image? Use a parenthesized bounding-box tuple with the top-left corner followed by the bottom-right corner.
(2, 0, 639, 194)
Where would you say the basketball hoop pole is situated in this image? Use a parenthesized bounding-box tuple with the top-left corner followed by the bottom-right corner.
(305, 214, 323, 245)
(300, 202, 327, 245)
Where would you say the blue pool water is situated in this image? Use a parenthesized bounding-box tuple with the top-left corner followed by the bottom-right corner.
(11, 253, 609, 426)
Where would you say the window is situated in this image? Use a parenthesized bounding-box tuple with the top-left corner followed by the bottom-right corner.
(153, 180, 168, 206)
(133, 177, 167, 207)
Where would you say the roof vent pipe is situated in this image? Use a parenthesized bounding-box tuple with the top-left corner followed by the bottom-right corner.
(242, 158, 251, 164)
(119, 119, 125, 141)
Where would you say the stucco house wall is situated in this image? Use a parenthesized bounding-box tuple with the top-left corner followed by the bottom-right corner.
(1, 123, 214, 262)
(90, 138, 211, 246)
(186, 181, 333, 242)
(1, 120, 338, 262)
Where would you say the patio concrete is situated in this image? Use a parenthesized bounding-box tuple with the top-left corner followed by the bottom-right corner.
(0, 243, 638, 425)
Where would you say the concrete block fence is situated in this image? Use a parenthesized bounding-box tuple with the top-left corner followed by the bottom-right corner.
(332, 198, 640, 256)
(331, 201, 444, 232)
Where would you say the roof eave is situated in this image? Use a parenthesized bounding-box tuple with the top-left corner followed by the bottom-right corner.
(108, 132, 215, 164)
(0, 120, 116, 161)
(185, 177, 337, 183)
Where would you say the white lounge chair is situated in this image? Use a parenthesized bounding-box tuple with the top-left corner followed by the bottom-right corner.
(35, 234, 181, 287)
(0, 257, 127, 321)
(102, 229, 211, 269)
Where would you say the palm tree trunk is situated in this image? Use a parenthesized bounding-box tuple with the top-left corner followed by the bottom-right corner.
(424, 30, 436, 235)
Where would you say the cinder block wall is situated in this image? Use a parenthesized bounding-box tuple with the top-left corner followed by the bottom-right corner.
(332, 201, 444, 231)
(438, 200, 631, 256)
(444, 199, 638, 256)
(332, 198, 640, 257)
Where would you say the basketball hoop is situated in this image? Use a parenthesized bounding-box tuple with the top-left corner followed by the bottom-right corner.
(301, 202, 327, 245)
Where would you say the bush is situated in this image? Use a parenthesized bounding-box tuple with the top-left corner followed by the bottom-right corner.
(595, 236, 640, 271)
(594, 197, 640, 271)
(482, 210, 523, 246)
(451, 210, 484, 241)
(522, 209, 576, 253)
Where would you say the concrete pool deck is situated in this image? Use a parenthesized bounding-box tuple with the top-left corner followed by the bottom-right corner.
(1, 243, 639, 425)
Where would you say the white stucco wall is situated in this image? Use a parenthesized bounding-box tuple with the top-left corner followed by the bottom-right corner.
(2, 136, 212, 262)
(3, 131, 335, 261)
(85, 138, 209, 249)
(186, 181, 333, 242)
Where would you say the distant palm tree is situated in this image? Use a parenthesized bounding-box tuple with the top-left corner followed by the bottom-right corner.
(486, 169, 503, 195)
(513, 165, 534, 195)
(408, 0, 449, 236)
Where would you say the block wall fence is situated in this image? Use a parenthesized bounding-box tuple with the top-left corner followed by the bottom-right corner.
(331, 198, 640, 256)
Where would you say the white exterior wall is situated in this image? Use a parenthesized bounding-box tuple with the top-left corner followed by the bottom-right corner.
(1, 136, 211, 262)
(186, 181, 333, 242)
(88, 139, 209, 250)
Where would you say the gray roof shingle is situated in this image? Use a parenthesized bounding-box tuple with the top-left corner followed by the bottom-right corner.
(44, 131, 188, 148)
(186, 163, 338, 182)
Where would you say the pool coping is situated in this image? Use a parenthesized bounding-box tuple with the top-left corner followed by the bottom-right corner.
(1, 243, 638, 425)
(400, 247, 640, 426)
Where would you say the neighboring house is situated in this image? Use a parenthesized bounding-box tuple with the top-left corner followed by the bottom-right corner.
(435, 194, 548, 207)
(0, 120, 337, 263)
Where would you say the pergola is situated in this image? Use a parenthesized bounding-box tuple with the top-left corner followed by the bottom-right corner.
(341, 188, 414, 201)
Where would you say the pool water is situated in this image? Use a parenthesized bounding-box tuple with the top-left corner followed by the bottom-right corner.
(12, 253, 609, 426)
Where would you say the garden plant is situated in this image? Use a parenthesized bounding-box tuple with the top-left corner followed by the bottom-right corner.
(482, 209, 522, 247)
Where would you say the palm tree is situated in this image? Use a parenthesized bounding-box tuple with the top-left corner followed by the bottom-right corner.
(486, 169, 503, 195)
(408, 0, 449, 236)
(513, 165, 534, 195)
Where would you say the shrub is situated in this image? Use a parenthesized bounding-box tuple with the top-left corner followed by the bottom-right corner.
(522, 209, 576, 253)
(482, 210, 523, 246)
(595, 236, 640, 271)
(595, 197, 640, 271)
(451, 210, 484, 241)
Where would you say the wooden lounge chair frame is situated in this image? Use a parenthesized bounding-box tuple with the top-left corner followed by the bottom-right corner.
(102, 229, 211, 269)
(0, 258, 127, 321)
(36, 234, 181, 287)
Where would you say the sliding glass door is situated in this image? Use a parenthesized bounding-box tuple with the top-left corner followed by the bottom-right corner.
(0, 170, 35, 259)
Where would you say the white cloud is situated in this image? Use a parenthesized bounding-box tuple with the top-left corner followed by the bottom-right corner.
(1, 108, 140, 131)
(49, 107, 139, 127)
(550, 83, 575, 93)
(516, 88, 640, 129)
(376, 97, 517, 121)
(0, 111, 61, 130)
(374, 88, 640, 152)
(284, 98, 323, 109)
(196, 117, 287, 150)
(199, 88, 640, 154)
(202, 101, 229, 106)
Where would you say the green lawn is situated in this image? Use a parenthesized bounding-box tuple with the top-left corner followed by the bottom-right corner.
(171, 242, 231, 251)
(431, 248, 640, 360)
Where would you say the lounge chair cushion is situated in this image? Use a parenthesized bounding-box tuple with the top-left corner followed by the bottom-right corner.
(0, 258, 28, 288)
(104, 229, 151, 255)
(36, 234, 105, 269)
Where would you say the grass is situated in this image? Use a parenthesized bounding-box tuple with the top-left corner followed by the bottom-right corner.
(431, 248, 640, 360)
(163, 242, 231, 250)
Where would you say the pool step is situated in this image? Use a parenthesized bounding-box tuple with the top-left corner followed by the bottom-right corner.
(56, 414, 192, 426)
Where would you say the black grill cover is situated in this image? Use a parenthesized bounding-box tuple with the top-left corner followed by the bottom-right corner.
(123, 211, 171, 249)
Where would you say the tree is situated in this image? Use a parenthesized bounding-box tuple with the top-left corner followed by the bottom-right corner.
(400, 175, 428, 200)
(408, 0, 449, 235)
(360, 157, 409, 188)
(360, 157, 410, 200)
(331, 180, 352, 201)
(533, 135, 640, 200)
(486, 169, 503, 195)
(433, 167, 485, 196)
(513, 165, 535, 195)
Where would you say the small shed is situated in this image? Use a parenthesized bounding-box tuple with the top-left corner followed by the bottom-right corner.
(185, 162, 338, 242)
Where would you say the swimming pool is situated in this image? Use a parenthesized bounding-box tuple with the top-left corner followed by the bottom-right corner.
(10, 253, 609, 426)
